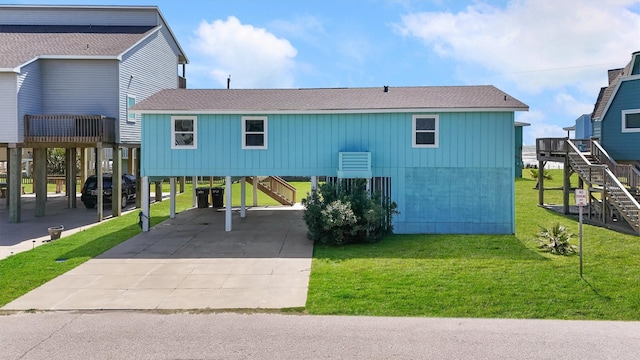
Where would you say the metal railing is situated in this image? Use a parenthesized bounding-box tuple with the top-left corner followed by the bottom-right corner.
(24, 115, 116, 144)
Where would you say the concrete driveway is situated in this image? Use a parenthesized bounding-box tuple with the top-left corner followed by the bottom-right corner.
(2, 205, 313, 311)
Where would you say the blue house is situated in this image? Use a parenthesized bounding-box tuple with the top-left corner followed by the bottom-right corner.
(592, 51, 640, 162)
(133, 86, 528, 234)
(574, 114, 592, 140)
(0, 5, 188, 222)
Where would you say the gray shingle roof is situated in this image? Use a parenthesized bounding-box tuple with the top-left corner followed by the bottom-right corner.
(0, 25, 157, 69)
(592, 61, 633, 120)
(132, 86, 528, 113)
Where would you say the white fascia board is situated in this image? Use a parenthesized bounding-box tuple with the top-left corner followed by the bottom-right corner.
(600, 74, 640, 121)
(155, 9, 189, 64)
(118, 25, 162, 61)
(38, 55, 119, 60)
(132, 107, 529, 116)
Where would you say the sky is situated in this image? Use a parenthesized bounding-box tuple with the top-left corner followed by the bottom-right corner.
(3, 0, 640, 144)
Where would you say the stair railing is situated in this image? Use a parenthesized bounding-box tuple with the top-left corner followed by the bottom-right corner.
(602, 167, 640, 234)
(592, 140, 640, 190)
(269, 176, 296, 204)
(567, 140, 606, 186)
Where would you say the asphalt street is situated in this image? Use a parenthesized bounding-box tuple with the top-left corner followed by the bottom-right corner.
(1, 312, 639, 359)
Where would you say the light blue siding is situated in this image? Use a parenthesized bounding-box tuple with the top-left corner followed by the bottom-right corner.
(40, 59, 119, 117)
(119, 26, 182, 144)
(601, 78, 640, 160)
(142, 111, 515, 234)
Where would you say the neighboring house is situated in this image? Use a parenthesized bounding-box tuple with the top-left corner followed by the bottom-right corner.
(133, 86, 528, 234)
(592, 51, 640, 162)
(514, 121, 529, 178)
(0, 5, 188, 222)
(574, 114, 592, 140)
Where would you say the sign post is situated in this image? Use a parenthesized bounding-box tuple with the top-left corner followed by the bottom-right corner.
(575, 189, 587, 277)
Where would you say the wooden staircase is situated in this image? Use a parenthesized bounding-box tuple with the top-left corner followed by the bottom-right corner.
(566, 139, 640, 234)
(245, 176, 297, 206)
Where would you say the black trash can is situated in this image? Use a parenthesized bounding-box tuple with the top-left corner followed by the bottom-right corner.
(196, 187, 210, 208)
(211, 187, 224, 208)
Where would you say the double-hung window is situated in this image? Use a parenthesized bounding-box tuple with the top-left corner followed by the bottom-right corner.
(412, 115, 439, 148)
(126, 95, 136, 123)
(622, 109, 640, 133)
(171, 116, 197, 149)
(242, 116, 268, 149)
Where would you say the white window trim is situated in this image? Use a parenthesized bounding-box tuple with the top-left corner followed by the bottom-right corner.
(171, 116, 197, 149)
(242, 116, 268, 149)
(621, 109, 640, 133)
(126, 95, 136, 123)
(412, 115, 439, 148)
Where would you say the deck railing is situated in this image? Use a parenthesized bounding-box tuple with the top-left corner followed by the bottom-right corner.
(24, 115, 116, 144)
(178, 76, 187, 89)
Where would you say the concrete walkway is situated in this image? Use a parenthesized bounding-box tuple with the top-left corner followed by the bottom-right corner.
(2, 202, 313, 311)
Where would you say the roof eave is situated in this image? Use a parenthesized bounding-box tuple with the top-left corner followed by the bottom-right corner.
(599, 74, 640, 121)
(132, 107, 529, 115)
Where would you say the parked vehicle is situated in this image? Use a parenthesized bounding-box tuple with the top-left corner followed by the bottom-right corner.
(80, 174, 137, 209)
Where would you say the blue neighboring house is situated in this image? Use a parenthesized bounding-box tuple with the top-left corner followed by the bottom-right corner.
(592, 51, 640, 162)
(133, 86, 528, 235)
(0, 5, 188, 222)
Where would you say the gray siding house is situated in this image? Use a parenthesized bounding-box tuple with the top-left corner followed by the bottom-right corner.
(0, 5, 188, 222)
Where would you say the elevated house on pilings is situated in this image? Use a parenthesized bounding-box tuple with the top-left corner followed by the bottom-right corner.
(0, 5, 188, 223)
(132, 86, 528, 234)
(535, 51, 640, 235)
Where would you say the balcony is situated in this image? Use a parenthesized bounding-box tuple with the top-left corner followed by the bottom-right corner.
(24, 115, 116, 145)
(178, 75, 186, 89)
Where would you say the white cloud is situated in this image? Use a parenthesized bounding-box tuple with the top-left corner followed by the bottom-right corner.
(554, 93, 594, 116)
(191, 16, 298, 88)
(396, 0, 640, 93)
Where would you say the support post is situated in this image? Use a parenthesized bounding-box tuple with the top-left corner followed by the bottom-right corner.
(135, 148, 141, 208)
(179, 176, 185, 193)
(225, 176, 232, 231)
(33, 148, 47, 217)
(170, 177, 176, 219)
(141, 176, 150, 231)
(112, 146, 122, 217)
(192, 176, 197, 208)
(538, 160, 544, 206)
(563, 156, 570, 214)
(311, 176, 317, 191)
(96, 146, 103, 222)
(65, 148, 77, 208)
(253, 176, 258, 206)
(240, 177, 246, 218)
(155, 180, 163, 202)
(8, 146, 22, 223)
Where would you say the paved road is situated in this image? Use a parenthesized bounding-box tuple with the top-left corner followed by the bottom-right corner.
(1, 312, 638, 359)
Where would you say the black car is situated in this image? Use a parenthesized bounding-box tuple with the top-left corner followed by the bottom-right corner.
(80, 174, 137, 209)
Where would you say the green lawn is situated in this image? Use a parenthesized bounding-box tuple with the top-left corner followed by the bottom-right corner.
(3, 173, 640, 319)
(306, 169, 640, 319)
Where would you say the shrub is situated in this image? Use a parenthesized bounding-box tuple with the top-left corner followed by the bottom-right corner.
(302, 179, 398, 245)
(537, 223, 577, 255)
(530, 168, 552, 180)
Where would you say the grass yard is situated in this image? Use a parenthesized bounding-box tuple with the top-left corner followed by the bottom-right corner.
(306, 169, 640, 320)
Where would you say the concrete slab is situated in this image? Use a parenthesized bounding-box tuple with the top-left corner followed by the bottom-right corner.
(2, 205, 313, 311)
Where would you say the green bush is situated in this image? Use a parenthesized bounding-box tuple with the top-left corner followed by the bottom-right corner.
(302, 179, 397, 245)
(537, 223, 577, 255)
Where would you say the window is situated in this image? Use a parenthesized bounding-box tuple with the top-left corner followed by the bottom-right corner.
(242, 116, 268, 149)
(412, 115, 439, 148)
(622, 109, 640, 133)
(171, 116, 197, 149)
(126, 95, 136, 123)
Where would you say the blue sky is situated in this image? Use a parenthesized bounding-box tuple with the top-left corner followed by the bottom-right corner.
(4, 0, 640, 144)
